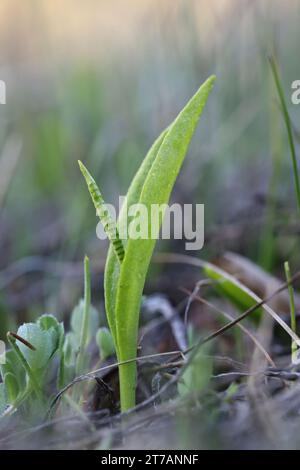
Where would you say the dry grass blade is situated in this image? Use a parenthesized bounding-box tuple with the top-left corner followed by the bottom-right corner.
(181, 286, 275, 367)
(156, 253, 300, 347)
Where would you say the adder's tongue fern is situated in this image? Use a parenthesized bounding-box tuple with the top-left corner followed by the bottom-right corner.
(78, 160, 125, 263)
(79, 76, 216, 411)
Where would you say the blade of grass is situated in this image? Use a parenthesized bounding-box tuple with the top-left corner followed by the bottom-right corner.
(269, 55, 300, 214)
(156, 253, 300, 346)
(75, 256, 91, 376)
(259, 59, 284, 270)
(284, 261, 297, 357)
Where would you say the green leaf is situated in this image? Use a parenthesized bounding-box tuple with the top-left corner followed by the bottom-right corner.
(0, 349, 25, 391)
(203, 261, 300, 346)
(96, 327, 115, 360)
(178, 328, 212, 398)
(16, 323, 57, 371)
(204, 264, 263, 319)
(61, 332, 77, 385)
(104, 128, 169, 351)
(37, 314, 66, 389)
(178, 349, 212, 397)
(63, 332, 77, 365)
(37, 314, 64, 350)
(70, 299, 99, 344)
(114, 76, 216, 409)
(4, 372, 19, 403)
(37, 314, 60, 331)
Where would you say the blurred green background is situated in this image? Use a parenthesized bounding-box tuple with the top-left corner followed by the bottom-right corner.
(0, 0, 300, 331)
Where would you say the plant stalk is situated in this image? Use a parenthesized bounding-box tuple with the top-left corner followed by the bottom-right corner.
(269, 55, 300, 215)
(76, 256, 91, 376)
(284, 261, 297, 357)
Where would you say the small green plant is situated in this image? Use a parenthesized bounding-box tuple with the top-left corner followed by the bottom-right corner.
(1, 314, 64, 414)
(0, 258, 102, 418)
(79, 76, 216, 411)
(178, 327, 212, 398)
(96, 327, 115, 361)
